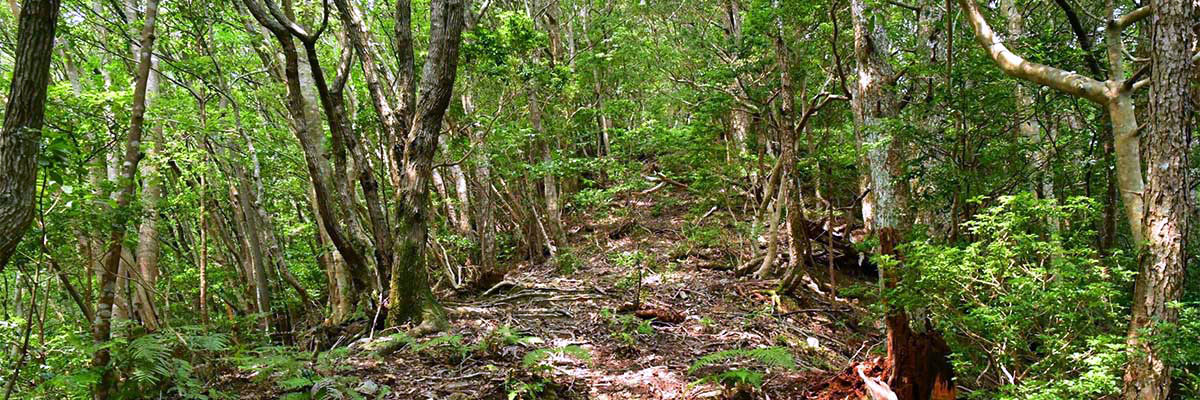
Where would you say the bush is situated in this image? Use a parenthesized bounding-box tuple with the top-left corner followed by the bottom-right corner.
(895, 194, 1133, 399)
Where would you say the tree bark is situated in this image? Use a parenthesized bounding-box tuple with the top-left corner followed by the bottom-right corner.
(93, 0, 159, 397)
(1122, 1, 1193, 398)
(133, 59, 164, 331)
(851, 0, 955, 398)
(463, 91, 499, 284)
(387, 0, 465, 332)
(0, 0, 62, 271)
(241, 0, 375, 320)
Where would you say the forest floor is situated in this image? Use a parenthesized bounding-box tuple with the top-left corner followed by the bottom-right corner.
(225, 188, 887, 399)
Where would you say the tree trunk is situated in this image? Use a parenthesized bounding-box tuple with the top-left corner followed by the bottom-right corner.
(233, 163, 271, 327)
(724, 0, 749, 158)
(1122, 1, 1193, 398)
(527, 85, 567, 255)
(448, 150, 472, 235)
(462, 91, 500, 285)
(387, 0, 465, 333)
(851, 0, 955, 398)
(0, 0, 61, 270)
(133, 59, 164, 331)
(241, 0, 375, 320)
(93, 0, 159, 397)
(1001, 0, 1054, 207)
(199, 172, 208, 323)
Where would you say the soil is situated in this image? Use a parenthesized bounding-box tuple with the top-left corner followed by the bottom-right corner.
(220, 189, 886, 399)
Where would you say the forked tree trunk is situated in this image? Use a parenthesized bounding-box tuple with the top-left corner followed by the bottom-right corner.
(0, 0, 62, 271)
(241, 0, 375, 323)
(387, 0, 465, 332)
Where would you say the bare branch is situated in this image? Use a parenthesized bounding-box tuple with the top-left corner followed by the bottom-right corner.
(1113, 5, 1151, 30)
(957, 0, 1108, 104)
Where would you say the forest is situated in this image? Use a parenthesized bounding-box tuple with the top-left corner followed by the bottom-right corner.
(0, 0, 1196, 398)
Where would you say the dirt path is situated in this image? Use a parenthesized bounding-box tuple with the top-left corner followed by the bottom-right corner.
(265, 190, 885, 399)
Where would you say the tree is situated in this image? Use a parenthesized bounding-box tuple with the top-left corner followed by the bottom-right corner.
(1122, 1, 1193, 398)
(387, 0, 465, 331)
(0, 0, 62, 270)
(957, 0, 1193, 397)
(92, 0, 161, 397)
(849, 0, 955, 398)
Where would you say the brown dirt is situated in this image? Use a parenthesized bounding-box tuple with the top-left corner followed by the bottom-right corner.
(222, 188, 883, 399)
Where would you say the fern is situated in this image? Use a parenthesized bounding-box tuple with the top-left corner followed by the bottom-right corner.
(688, 347, 795, 373)
(128, 335, 172, 386)
(522, 345, 592, 369)
(413, 334, 466, 352)
(688, 347, 795, 389)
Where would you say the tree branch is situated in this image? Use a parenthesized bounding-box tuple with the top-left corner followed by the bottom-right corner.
(1113, 5, 1151, 30)
(1051, 0, 1103, 76)
(957, 0, 1108, 104)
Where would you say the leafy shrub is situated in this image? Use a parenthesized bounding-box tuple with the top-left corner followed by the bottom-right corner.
(552, 249, 581, 275)
(571, 187, 619, 212)
(895, 194, 1133, 399)
(1153, 302, 1200, 397)
(602, 310, 656, 346)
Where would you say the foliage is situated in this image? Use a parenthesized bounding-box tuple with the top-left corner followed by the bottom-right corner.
(1153, 302, 1200, 398)
(688, 347, 796, 389)
(896, 194, 1134, 399)
(503, 345, 590, 400)
(522, 345, 592, 370)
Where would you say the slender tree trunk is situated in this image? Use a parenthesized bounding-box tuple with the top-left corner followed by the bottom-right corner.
(462, 91, 500, 284)
(724, 0, 749, 157)
(527, 86, 567, 254)
(0, 0, 62, 271)
(448, 153, 472, 235)
(233, 164, 271, 327)
(199, 171, 209, 323)
(133, 59, 164, 331)
(93, 1, 159, 397)
(1122, 1, 1193, 398)
(1001, 0, 1053, 207)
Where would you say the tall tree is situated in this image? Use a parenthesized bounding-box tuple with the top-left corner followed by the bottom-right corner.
(1123, 1, 1193, 398)
(388, 0, 465, 331)
(850, 0, 955, 398)
(957, 0, 1193, 397)
(0, 0, 62, 270)
(92, 0, 161, 397)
